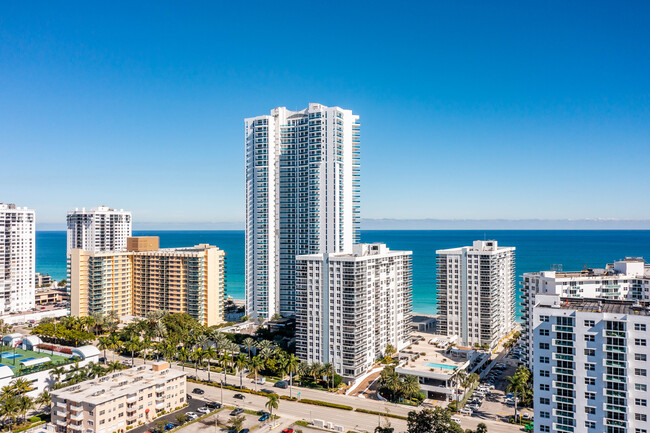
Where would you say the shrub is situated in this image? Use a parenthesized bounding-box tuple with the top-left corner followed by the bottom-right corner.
(354, 408, 408, 420)
(299, 399, 353, 411)
(28, 416, 41, 423)
(447, 401, 458, 412)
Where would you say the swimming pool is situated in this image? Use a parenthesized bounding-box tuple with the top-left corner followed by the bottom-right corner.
(426, 362, 457, 370)
(0, 353, 22, 359)
(21, 357, 36, 362)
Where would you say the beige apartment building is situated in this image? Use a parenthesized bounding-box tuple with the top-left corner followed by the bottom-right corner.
(70, 237, 226, 326)
(51, 361, 186, 433)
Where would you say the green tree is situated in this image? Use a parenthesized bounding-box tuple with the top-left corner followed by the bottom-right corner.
(229, 415, 246, 432)
(406, 407, 463, 433)
(265, 393, 279, 419)
(402, 375, 420, 401)
(285, 353, 300, 398)
(242, 337, 256, 359)
(35, 389, 51, 413)
(505, 366, 530, 423)
(124, 336, 141, 366)
(249, 356, 265, 391)
(235, 353, 248, 388)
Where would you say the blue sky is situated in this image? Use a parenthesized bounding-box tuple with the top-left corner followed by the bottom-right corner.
(1, 1, 649, 228)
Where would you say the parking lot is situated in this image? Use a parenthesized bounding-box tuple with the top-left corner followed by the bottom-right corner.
(127, 397, 210, 433)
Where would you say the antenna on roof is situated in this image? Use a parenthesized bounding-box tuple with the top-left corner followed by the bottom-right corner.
(551, 264, 563, 272)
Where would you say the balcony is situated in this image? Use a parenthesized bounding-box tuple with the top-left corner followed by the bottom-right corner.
(126, 394, 137, 403)
(69, 402, 83, 411)
(69, 411, 84, 421)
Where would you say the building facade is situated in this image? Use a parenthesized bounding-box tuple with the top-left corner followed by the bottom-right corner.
(436, 240, 516, 348)
(66, 206, 132, 255)
(70, 237, 226, 326)
(245, 103, 360, 319)
(532, 294, 650, 433)
(51, 361, 186, 433)
(295, 243, 412, 380)
(522, 258, 650, 369)
(0, 203, 35, 313)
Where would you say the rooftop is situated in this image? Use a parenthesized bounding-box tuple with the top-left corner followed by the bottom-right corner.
(52, 362, 185, 404)
(396, 333, 470, 378)
(541, 297, 650, 316)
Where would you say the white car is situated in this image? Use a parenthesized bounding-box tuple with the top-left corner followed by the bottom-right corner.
(197, 407, 211, 414)
(459, 408, 473, 415)
(252, 377, 266, 385)
(522, 413, 533, 420)
(451, 417, 461, 424)
(473, 391, 485, 398)
(186, 412, 199, 420)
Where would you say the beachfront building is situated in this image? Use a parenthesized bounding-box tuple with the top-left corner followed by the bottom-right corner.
(521, 257, 650, 370)
(245, 103, 360, 320)
(295, 243, 412, 381)
(70, 237, 226, 326)
(436, 240, 516, 349)
(532, 294, 650, 433)
(0, 203, 35, 314)
(51, 361, 186, 433)
(66, 206, 132, 255)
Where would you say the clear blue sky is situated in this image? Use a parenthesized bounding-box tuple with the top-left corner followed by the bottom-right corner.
(1, 1, 649, 227)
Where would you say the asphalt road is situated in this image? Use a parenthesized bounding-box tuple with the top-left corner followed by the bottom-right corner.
(129, 397, 209, 433)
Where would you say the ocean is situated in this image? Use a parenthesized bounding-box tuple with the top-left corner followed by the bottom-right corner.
(36, 230, 650, 316)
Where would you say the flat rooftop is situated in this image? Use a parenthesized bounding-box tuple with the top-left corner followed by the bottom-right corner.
(544, 298, 650, 316)
(398, 333, 469, 377)
(52, 362, 185, 404)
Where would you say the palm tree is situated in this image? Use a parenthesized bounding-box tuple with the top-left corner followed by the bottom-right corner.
(235, 354, 248, 388)
(51, 366, 66, 383)
(0, 393, 19, 426)
(265, 393, 279, 420)
(309, 363, 322, 384)
(35, 390, 51, 413)
(219, 352, 230, 385)
(286, 354, 300, 398)
(249, 356, 265, 391)
(402, 375, 420, 401)
(97, 336, 110, 363)
(505, 369, 528, 423)
(454, 370, 467, 410)
(322, 363, 335, 390)
(177, 346, 190, 371)
(204, 346, 217, 383)
(107, 333, 121, 362)
(17, 395, 33, 423)
(12, 378, 35, 396)
(124, 336, 141, 366)
(106, 360, 123, 373)
(192, 347, 206, 380)
(242, 337, 256, 359)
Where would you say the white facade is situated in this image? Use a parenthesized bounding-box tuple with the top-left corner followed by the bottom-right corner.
(245, 103, 360, 319)
(436, 240, 516, 348)
(532, 294, 650, 433)
(521, 258, 650, 369)
(0, 203, 35, 313)
(295, 243, 412, 380)
(66, 206, 132, 255)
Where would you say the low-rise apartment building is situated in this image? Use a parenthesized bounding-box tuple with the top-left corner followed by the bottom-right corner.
(51, 362, 186, 433)
(532, 294, 650, 433)
(70, 236, 226, 326)
(295, 243, 412, 381)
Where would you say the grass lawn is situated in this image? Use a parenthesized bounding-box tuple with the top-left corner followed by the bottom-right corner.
(0, 346, 70, 370)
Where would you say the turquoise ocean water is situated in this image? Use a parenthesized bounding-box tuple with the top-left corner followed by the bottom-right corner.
(36, 230, 650, 317)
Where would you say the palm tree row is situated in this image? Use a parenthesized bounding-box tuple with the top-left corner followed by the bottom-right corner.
(0, 378, 51, 429)
(379, 365, 422, 403)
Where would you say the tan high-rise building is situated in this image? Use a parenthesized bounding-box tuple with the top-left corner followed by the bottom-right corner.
(70, 237, 226, 326)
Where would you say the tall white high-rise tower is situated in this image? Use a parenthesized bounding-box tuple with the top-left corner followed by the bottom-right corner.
(66, 206, 132, 255)
(0, 203, 35, 313)
(245, 103, 360, 319)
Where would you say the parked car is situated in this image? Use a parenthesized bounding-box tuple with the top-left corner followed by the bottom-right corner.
(206, 401, 222, 409)
(164, 423, 177, 431)
(233, 393, 245, 399)
(451, 417, 461, 424)
(473, 391, 485, 398)
(260, 389, 274, 394)
(192, 387, 205, 395)
(240, 430, 250, 433)
(186, 412, 199, 420)
(524, 423, 534, 432)
(459, 408, 472, 416)
(275, 381, 288, 389)
(259, 413, 270, 421)
(186, 394, 192, 400)
(231, 408, 244, 416)
(506, 393, 514, 399)
(522, 413, 533, 420)
(282, 429, 294, 433)
(197, 407, 211, 414)
(253, 377, 266, 384)
(467, 404, 480, 411)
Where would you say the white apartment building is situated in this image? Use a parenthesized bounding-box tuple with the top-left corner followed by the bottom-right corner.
(0, 203, 35, 313)
(245, 103, 360, 319)
(522, 258, 650, 369)
(66, 206, 132, 255)
(51, 361, 186, 433)
(532, 294, 650, 433)
(436, 240, 516, 349)
(295, 243, 412, 381)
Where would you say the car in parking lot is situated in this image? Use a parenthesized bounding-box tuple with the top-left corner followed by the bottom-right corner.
(233, 393, 245, 399)
(459, 408, 472, 416)
(282, 429, 294, 433)
(259, 413, 270, 421)
(192, 387, 205, 394)
(231, 408, 244, 416)
(197, 406, 211, 414)
(206, 401, 222, 409)
(186, 412, 199, 420)
(467, 404, 480, 411)
(451, 417, 461, 424)
(164, 423, 177, 431)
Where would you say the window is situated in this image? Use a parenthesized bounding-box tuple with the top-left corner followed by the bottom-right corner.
(585, 421, 596, 429)
(585, 392, 596, 400)
(637, 368, 648, 377)
(539, 384, 550, 391)
(637, 339, 647, 346)
(637, 354, 647, 361)
(636, 413, 647, 421)
(636, 324, 647, 331)
(584, 320, 595, 327)
(585, 363, 595, 371)
(636, 384, 648, 391)
(539, 342, 550, 350)
(540, 426, 550, 433)
(540, 411, 550, 418)
(585, 334, 595, 342)
(540, 370, 550, 377)
(540, 397, 550, 405)
(585, 407, 596, 414)
(540, 356, 550, 364)
(585, 378, 596, 385)
(540, 315, 549, 322)
(584, 348, 596, 356)
(636, 429, 647, 433)
(539, 329, 549, 336)
(637, 399, 648, 407)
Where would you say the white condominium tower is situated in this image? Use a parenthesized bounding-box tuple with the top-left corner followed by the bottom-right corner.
(245, 103, 360, 319)
(532, 294, 650, 433)
(66, 206, 132, 255)
(436, 240, 516, 349)
(521, 258, 650, 370)
(0, 203, 35, 313)
(295, 243, 412, 381)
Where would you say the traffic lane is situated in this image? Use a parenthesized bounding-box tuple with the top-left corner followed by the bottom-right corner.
(129, 397, 208, 433)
